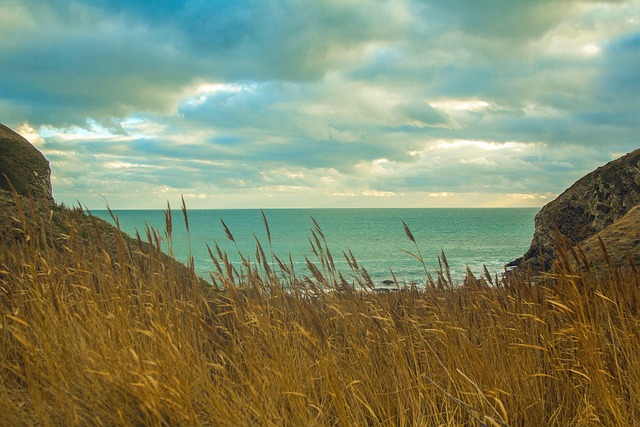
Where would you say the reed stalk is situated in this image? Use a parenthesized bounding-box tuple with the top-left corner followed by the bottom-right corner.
(1, 192, 640, 425)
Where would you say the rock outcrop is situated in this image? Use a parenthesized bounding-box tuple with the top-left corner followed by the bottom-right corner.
(0, 123, 53, 201)
(510, 149, 640, 270)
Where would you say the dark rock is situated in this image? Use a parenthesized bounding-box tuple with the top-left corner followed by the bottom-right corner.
(514, 149, 640, 269)
(0, 123, 53, 201)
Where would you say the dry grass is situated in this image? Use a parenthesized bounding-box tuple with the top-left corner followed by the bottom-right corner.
(2, 193, 640, 426)
(574, 205, 640, 271)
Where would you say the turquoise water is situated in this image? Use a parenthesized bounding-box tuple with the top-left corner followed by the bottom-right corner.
(93, 208, 537, 287)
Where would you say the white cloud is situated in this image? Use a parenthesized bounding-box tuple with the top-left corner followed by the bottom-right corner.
(16, 123, 45, 147)
(103, 161, 155, 170)
(39, 120, 122, 142)
(430, 99, 491, 112)
(434, 140, 541, 152)
(459, 157, 497, 166)
(582, 43, 602, 55)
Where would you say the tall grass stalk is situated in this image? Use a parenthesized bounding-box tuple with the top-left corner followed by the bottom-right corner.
(2, 193, 640, 425)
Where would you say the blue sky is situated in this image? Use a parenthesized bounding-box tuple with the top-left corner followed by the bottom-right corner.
(1, 0, 639, 209)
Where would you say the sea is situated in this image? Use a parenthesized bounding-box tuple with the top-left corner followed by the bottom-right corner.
(93, 208, 537, 288)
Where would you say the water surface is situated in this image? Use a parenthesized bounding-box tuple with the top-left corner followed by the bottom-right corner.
(94, 208, 537, 286)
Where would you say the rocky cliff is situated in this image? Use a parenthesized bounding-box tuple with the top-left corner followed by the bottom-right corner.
(0, 124, 53, 201)
(510, 149, 640, 270)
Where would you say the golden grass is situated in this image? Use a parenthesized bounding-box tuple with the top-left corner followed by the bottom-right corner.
(2, 194, 640, 426)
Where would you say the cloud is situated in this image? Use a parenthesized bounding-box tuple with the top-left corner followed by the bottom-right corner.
(1, 0, 639, 208)
(0, 0, 412, 126)
(420, 0, 578, 40)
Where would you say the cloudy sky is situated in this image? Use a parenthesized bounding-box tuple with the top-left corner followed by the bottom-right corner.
(1, 0, 639, 209)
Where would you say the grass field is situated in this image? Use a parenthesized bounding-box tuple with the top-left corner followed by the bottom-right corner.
(2, 193, 640, 426)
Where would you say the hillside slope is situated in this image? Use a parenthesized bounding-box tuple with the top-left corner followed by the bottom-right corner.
(573, 204, 640, 271)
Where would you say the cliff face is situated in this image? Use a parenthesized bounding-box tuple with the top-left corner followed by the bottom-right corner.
(512, 149, 640, 269)
(0, 124, 53, 201)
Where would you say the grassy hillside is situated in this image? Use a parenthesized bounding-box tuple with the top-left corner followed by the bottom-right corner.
(2, 192, 640, 426)
(574, 205, 640, 271)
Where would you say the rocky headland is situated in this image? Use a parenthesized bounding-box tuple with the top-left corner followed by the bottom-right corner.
(509, 148, 640, 271)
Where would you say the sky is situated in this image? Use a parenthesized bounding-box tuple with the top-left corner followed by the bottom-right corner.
(1, 0, 639, 209)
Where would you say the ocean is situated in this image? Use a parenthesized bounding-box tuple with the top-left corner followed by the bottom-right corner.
(93, 208, 537, 287)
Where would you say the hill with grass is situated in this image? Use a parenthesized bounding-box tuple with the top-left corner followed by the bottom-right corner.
(510, 149, 640, 270)
(0, 123, 201, 288)
(573, 204, 640, 271)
